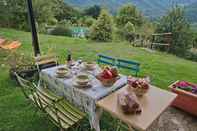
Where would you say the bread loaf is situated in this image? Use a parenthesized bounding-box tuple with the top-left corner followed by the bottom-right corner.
(118, 91, 142, 114)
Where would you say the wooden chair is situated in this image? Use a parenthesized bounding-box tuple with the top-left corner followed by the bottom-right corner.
(35, 84, 86, 130)
(15, 73, 86, 130)
(14, 72, 43, 110)
(150, 32, 172, 52)
(117, 59, 140, 76)
(97, 54, 116, 66)
(35, 54, 58, 71)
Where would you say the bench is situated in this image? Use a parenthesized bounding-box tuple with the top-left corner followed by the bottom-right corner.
(97, 54, 140, 76)
(150, 32, 172, 51)
(97, 54, 116, 66)
(117, 59, 140, 76)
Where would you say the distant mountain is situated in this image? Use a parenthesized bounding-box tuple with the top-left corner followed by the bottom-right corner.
(66, 0, 197, 19)
(185, 2, 197, 23)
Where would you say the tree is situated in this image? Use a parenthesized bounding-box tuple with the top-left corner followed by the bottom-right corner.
(0, 0, 59, 31)
(0, 0, 28, 30)
(83, 5, 101, 19)
(116, 4, 143, 27)
(89, 10, 113, 42)
(54, 1, 81, 22)
(123, 22, 135, 43)
(157, 6, 192, 56)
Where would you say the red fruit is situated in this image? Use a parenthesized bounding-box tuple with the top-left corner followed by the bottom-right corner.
(101, 69, 113, 79)
(131, 81, 138, 88)
(142, 83, 149, 90)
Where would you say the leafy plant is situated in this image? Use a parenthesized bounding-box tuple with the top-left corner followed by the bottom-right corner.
(49, 26, 72, 37)
(156, 6, 192, 56)
(89, 10, 113, 42)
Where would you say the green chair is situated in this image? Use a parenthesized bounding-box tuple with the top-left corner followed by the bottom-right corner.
(14, 72, 44, 110)
(15, 73, 86, 130)
(35, 84, 86, 130)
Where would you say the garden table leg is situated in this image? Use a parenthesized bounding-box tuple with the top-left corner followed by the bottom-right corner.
(128, 125, 136, 131)
(93, 107, 103, 131)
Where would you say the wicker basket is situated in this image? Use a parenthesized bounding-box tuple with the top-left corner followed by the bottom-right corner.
(127, 85, 149, 97)
(96, 75, 117, 87)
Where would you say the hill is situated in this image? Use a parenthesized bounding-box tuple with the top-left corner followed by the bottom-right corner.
(185, 2, 197, 23)
(66, 0, 197, 19)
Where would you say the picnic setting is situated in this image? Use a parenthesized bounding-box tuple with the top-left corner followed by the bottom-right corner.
(1, 32, 197, 130)
(1, 0, 197, 131)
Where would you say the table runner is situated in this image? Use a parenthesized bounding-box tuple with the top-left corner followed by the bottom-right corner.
(40, 65, 127, 131)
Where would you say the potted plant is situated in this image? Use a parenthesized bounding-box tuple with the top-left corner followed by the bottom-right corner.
(6, 51, 38, 81)
(169, 80, 197, 116)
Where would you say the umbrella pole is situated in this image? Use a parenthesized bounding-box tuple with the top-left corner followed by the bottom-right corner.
(27, 0, 41, 56)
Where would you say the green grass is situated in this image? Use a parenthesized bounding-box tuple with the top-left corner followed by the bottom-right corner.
(0, 28, 197, 131)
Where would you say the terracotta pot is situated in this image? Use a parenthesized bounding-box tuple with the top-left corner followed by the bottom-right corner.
(169, 81, 197, 116)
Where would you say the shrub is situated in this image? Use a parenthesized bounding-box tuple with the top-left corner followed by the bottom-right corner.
(185, 49, 197, 62)
(89, 10, 113, 42)
(156, 6, 192, 56)
(123, 22, 136, 42)
(49, 26, 72, 37)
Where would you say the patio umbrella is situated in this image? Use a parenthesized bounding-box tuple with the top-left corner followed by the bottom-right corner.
(26, 0, 41, 56)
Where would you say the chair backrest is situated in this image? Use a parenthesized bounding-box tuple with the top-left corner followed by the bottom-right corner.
(97, 54, 116, 66)
(35, 87, 79, 129)
(35, 54, 58, 70)
(117, 59, 140, 76)
(15, 73, 39, 106)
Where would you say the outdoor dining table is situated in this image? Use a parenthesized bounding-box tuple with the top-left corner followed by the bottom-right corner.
(97, 85, 177, 131)
(39, 63, 127, 131)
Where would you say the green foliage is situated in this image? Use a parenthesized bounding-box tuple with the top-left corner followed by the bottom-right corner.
(116, 4, 143, 27)
(83, 5, 101, 19)
(48, 26, 72, 37)
(0, 0, 73, 32)
(123, 22, 135, 42)
(54, 1, 81, 22)
(185, 49, 197, 62)
(0, 0, 28, 30)
(157, 6, 192, 56)
(89, 10, 113, 42)
(78, 17, 95, 27)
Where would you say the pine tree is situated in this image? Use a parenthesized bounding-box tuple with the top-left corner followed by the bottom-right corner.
(116, 4, 143, 27)
(89, 10, 113, 42)
(123, 22, 135, 42)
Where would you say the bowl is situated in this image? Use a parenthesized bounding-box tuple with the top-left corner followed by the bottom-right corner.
(96, 75, 117, 87)
(84, 62, 96, 70)
(75, 74, 90, 85)
(56, 67, 68, 76)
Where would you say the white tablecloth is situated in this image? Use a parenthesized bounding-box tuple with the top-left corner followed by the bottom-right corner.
(40, 64, 127, 131)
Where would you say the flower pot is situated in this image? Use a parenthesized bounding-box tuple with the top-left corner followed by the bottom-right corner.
(9, 65, 38, 83)
(169, 80, 197, 116)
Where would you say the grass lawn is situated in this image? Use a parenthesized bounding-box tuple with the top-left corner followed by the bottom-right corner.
(0, 28, 197, 131)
